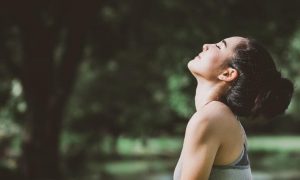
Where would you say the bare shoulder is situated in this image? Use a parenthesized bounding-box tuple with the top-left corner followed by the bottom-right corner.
(186, 101, 233, 140)
(203, 100, 233, 118)
(188, 101, 231, 123)
(180, 101, 233, 179)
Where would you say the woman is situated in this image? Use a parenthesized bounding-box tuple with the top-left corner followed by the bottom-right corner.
(173, 36, 294, 180)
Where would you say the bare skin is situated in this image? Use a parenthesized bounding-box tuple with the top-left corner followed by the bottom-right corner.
(174, 36, 248, 180)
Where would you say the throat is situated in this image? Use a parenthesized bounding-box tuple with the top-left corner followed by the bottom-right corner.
(194, 81, 225, 111)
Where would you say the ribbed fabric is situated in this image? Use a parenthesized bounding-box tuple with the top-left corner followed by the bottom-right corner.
(209, 138, 253, 180)
(208, 120, 252, 179)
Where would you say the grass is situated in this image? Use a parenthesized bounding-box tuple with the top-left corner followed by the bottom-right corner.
(247, 135, 300, 153)
(115, 136, 183, 156)
(114, 135, 300, 156)
(74, 135, 300, 180)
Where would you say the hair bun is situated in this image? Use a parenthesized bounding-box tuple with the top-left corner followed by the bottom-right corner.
(252, 76, 294, 118)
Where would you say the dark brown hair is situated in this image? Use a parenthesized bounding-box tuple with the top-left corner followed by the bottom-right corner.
(221, 38, 294, 118)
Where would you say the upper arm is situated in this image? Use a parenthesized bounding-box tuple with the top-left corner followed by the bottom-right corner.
(180, 111, 222, 180)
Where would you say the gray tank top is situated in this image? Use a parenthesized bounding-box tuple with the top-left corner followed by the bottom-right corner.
(209, 121, 252, 180)
(173, 106, 252, 180)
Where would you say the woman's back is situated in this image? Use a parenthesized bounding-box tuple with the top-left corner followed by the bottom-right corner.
(173, 101, 252, 180)
(209, 116, 252, 180)
(209, 142, 252, 180)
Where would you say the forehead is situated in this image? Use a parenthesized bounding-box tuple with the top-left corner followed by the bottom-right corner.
(223, 36, 246, 49)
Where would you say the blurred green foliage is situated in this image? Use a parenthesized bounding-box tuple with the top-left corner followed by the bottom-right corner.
(1, 0, 300, 179)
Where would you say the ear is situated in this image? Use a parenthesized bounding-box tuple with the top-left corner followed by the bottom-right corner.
(218, 68, 238, 82)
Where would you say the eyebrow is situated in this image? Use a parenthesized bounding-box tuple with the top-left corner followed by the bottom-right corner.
(222, 40, 227, 48)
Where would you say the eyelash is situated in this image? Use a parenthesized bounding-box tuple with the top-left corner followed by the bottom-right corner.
(215, 44, 220, 49)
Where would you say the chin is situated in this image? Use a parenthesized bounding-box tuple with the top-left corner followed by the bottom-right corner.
(187, 60, 199, 72)
(187, 65, 198, 78)
(187, 58, 196, 68)
(187, 60, 192, 70)
(187, 61, 206, 79)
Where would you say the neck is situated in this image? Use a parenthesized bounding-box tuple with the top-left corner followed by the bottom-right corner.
(194, 78, 227, 111)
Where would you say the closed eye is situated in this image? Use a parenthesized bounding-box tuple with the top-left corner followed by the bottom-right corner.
(215, 44, 220, 49)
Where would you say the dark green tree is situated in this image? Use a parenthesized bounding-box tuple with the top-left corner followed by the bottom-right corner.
(0, 0, 100, 179)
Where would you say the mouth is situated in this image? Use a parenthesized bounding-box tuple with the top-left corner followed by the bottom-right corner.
(196, 54, 201, 60)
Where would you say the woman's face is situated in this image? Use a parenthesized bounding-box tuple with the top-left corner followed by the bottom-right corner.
(188, 36, 246, 81)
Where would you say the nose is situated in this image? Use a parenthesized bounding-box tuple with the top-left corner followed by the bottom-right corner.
(202, 44, 209, 51)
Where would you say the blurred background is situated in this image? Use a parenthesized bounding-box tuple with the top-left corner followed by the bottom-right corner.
(0, 0, 300, 179)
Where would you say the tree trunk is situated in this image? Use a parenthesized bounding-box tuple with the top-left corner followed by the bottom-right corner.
(0, 1, 101, 179)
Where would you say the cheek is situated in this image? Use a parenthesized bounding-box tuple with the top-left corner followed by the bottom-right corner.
(205, 52, 226, 70)
(200, 54, 220, 70)
(187, 54, 222, 78)
(205, 53, 219, 64)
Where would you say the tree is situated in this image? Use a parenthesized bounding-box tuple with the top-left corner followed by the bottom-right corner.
(0, 0, 100, 179)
